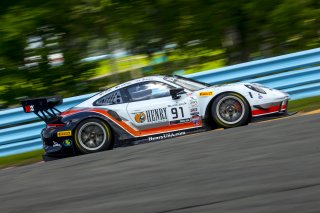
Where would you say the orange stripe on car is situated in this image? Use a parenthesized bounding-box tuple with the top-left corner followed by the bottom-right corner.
(61, 108, 202, 137)
(89, 109, 201, 137)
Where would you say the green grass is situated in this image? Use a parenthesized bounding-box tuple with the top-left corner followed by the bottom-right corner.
(288, 96, 320, 112)
(0, 149, 43, 169)
(90, 49, 224, 78)
(1, 96, 319, 170)
(92, 55, 149, 77)
(184, 59, 225, 74)
(168, 49, 223, 62)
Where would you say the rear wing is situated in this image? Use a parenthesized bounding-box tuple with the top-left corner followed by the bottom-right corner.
(21, 96, 63, 123)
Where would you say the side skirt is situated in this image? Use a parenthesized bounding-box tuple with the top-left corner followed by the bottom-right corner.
(114, 127, 208, 148)
(251, 111, 298, 123)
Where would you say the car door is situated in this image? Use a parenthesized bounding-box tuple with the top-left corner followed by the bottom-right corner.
(124, 81, 201, 133)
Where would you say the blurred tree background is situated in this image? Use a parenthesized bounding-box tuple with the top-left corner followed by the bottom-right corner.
(0, 0, 319, 108)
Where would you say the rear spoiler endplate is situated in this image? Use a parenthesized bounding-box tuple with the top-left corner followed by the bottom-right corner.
(21, 96, 63, 123)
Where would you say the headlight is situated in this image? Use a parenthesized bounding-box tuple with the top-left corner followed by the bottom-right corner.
(245, 84, 266, 94)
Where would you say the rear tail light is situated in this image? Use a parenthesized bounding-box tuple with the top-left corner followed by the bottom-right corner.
(46, 123, 65, 128)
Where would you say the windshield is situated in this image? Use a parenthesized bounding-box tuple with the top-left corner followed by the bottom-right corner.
(171, 75, 209, 91)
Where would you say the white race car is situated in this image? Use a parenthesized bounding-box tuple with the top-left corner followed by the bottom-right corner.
(22, 75, 289, 159)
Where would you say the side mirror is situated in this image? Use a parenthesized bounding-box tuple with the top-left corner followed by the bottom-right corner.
(170, 88, 185, 100)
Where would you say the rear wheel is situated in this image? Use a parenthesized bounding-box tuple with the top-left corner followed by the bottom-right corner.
(74, 118, 112, 154)
(211, 93, 250, 128)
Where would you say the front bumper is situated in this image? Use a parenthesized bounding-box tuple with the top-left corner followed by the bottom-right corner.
(252, 98, 289, 117)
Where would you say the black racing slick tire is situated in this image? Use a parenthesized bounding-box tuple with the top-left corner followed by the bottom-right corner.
(74, 118, 112, 154)
(211, 93, 250, 128)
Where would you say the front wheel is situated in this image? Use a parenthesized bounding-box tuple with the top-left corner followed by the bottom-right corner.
(74, 118, 112, 154)
(211, 93, 250, 128)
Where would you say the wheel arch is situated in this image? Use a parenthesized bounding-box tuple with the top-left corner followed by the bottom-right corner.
(204, 91, 252, 127)
(68, 113, 116, 150)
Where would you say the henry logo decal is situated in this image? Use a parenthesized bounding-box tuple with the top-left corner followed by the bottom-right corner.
(134, 108, 167, 123)
(146, 107, 167, 122)
(134, 112, 147, 123)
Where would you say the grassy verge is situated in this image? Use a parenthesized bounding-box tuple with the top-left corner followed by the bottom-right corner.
(288, 96, 320, 112)
(0, 150, 43, 169)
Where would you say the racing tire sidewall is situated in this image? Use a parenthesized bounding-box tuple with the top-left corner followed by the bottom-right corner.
(211, 93, 250, 128)
(74, 118, 112, 154)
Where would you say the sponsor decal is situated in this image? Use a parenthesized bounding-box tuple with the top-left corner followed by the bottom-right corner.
(25, 105, 35, 112)
(134, 112, 147, 123)
(146, 107, 167, 122)
(44, 145, 62, 152)
(190, 111, 200, 116)
(199, 91, 213, 96)
(167, 102, 187, 107)
(190, 108, 198, 112)
(190, 96, 197, 100)
(57, 130, 72, 137)
(170, 118, 191, 125)
(148, 131, 186, 141)
(190, 107, 199, 116)
(134, 107, 167, 123)
(63, 139, 72, 147)
(192, 116, 201, 126)
(258, 93, 263, 99)
(190, 100, 198, 107)
(52, 141, 62, 147)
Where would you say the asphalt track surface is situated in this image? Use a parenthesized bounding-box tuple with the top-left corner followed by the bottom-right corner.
(1, 113, 320, 213)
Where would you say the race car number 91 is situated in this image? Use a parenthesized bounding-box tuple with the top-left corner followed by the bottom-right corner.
(168, 106, 189, 120)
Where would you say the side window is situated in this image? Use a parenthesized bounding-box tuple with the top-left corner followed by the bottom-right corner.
(125, 81, 174, 102)
(94, 90, 123, 106)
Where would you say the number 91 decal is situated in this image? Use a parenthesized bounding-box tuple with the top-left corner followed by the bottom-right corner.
(169, 106, 193, 125)
(171, 107, 185, 119)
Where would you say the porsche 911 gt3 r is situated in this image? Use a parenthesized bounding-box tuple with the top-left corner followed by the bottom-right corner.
(21, 75, 289, 160)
